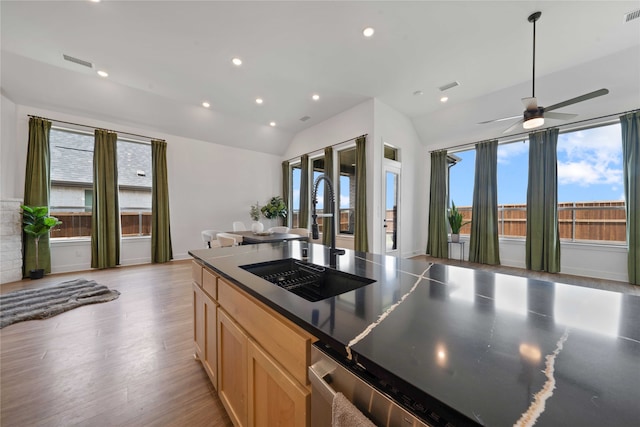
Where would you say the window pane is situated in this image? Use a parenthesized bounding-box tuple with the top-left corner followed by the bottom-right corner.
(384, 144, 398, 161)
(497, 140, 529, 237)
(557, 124, 625, 243)
(291, 165, 301, 228)
(448, 149, 474, 235)
(338, 148, 356, 234)
(312, 156, 324, 233)
(50, 129, 94, 238)
(117, 140, 152, 237)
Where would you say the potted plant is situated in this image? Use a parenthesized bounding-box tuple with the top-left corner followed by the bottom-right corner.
(21, 205, 62, 279)
(249, 201, 264, 233)
(448, 201, 469, 243)
(261, 196, 287, 225)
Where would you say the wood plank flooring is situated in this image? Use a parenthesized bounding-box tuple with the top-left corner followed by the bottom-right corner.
(0, 260, 233, 427)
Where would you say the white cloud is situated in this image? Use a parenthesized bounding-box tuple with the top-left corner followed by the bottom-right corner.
(557, 124, 623, 187)
(497, 140, 528, 164)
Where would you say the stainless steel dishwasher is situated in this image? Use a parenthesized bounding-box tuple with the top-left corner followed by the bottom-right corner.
(308, 343, 431, 427)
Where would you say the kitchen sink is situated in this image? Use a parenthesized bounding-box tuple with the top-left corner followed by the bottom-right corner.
(240, 258, 375, 302)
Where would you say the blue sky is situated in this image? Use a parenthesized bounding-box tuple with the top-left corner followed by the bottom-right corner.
(450, 123, 623, 207)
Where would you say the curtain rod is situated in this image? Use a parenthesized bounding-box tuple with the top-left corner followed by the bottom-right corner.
(286, 133, 368, 163)
(28, 115, 166, 142)
(431, 109, 637, 153)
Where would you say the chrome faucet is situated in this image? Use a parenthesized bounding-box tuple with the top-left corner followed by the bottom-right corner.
(311, 174, 345, 267)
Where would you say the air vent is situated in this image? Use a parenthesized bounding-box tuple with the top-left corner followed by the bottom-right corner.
(63, 54, 93, 68)
(624, 8, 640, 23)
(438, 81, 460, 92)
(299, 116, 311, 122)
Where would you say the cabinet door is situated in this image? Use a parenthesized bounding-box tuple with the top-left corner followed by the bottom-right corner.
(203, 298, 217, 389)
(193, 283, 204, 359)
(218, 308, 248, 427)
(248, 339, 310, 427)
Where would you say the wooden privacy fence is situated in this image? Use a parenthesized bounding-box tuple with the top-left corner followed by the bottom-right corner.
(50, 211, 151, 238)
(456, 201, 626, 243)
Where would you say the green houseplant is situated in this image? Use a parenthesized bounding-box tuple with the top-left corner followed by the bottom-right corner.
(249, 201, 264, 232)
(21, 205, 62, 279)
(448, 201, 469, 243)
(261, 196, 287, 225)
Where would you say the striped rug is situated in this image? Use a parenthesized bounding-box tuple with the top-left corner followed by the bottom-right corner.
(0, 278, 120, 329)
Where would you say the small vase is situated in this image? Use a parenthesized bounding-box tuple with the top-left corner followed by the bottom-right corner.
(451, 233, 460, 243)
(251, 221, 264, 233)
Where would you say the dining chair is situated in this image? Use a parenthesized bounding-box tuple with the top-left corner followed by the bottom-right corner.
(232, 221, 247, 231)
(201, 230, 222, 248)
(217, 232, 243, 247)
(268, 226, 289, 233)
(288, 227, 309, 238)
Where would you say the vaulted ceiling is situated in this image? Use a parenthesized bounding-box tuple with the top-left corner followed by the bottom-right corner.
(2, 1, 639, 155)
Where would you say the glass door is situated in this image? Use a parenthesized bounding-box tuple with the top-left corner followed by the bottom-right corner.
(383, 165, 400, 256)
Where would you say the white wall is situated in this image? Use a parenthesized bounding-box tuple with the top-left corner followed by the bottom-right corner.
(1, 94, 18, 199)
(2, 103, 282, 273)
(373, 99, 428, 257)
(284, 100, 376, 251)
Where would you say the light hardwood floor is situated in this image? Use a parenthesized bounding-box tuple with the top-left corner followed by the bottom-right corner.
(0, 260, 232, 427)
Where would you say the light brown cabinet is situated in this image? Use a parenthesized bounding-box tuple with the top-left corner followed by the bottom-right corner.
(192, 261, 218, 388)
(192, 259, 316, 427)
(218, 308, 249, 427)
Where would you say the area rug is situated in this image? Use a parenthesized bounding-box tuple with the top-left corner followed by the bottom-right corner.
(0, 278, 120, 329)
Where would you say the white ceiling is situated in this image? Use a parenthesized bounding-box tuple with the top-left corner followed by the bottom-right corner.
(2, 1, 639, 155)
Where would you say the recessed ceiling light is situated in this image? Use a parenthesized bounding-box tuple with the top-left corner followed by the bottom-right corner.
(202, 101, 210, 108)
(269, 122, 276, 127)
(312, 94, 320, 101)
(90, 0, 101, 3)
(255, 98, 263, 104)
(413, 90, 424, 96)
(440, 96, 449, 103)
(97, 70, 108, 77)
(363, 27, 375, 37)
(232, 57, 242, 66)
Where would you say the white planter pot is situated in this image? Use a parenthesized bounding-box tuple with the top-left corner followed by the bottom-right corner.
(451, 233, 460, 243)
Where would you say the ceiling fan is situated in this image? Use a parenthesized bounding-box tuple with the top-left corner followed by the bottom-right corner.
(479, 11, 609, 133)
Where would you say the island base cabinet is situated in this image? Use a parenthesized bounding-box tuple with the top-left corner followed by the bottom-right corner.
(193, 283, 205, 360)
(193, 277, 218, 388)
(248, 339, 310, 427)
(218, 308, 248, 427)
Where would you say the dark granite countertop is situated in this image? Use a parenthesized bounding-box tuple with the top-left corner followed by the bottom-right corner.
(189, 242, 640, 427)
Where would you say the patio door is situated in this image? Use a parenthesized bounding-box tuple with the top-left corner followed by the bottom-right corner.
(382, 164, 401, 256)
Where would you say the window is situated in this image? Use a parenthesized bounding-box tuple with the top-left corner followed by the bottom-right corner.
(448, 149, 474, 235)
(384, 144, 399, 161)
(290, 164, 301, 228)
(448, 122, 625, 244)
(312, 156, 325, 233)
(497, 140, 529, 237)
(338, 148, 356, 234)
(557, 123, 624, 243)
(49, 128, 152, 239)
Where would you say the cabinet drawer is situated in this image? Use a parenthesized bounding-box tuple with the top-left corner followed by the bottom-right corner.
(203, 268, 218, 300)
(191, 260, 203, 286)
(218, 278, 314, 386)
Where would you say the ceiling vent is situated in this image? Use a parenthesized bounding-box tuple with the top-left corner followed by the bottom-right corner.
(299, 116, 311, 122)
(624, 8, 640, 23)
(438, 81, 460, 92)
(63, 54, 93, 68)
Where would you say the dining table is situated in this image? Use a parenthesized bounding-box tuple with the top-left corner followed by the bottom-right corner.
(230, 230, 308, 245)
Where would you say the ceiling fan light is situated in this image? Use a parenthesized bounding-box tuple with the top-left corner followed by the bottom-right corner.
(523, 117, 544, 129)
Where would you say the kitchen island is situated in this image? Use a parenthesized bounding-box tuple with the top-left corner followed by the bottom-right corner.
(189, 242, 640, 426)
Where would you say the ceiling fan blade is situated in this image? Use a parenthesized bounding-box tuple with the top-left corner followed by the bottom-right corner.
(522, 97, 538, 110)
(544, 112, 578, 121)
(478, 114, 522, 125)
(545, 88, 609, 112)
(503, 118, 525, 134)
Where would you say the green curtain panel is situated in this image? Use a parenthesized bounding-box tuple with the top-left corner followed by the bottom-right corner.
(526, 128, 561, 273)
(469, 140, 501, 265)
(282, 161, 290, 227)
(620, 111, 640, 285)
(91, 130, 120, 269)
(322, 146, 334, 246)
(23, 117, 52, 277)
(299, 154, 309, 229)
(354, 136, 369, 252)
(151, 139, 173, 263)
(426, 151, 448, 258)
